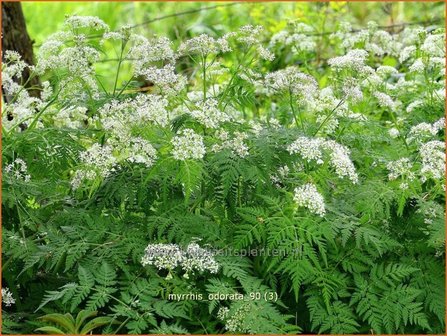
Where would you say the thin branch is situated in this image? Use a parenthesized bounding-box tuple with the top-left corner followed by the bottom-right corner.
(128, 2, 241, 29)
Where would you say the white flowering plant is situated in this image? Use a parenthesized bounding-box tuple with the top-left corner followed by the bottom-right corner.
(2, 9, 445, 335)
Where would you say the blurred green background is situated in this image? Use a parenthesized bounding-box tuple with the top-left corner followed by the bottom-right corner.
(20, 1, 444, 90)
(23, 1, 444, 47)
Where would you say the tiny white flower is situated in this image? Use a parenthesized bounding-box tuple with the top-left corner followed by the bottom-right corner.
(389, 128, 400, 138)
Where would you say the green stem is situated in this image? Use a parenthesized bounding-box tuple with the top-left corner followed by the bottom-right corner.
(289, 89, 303, 130)
(202, 54, 207, 101)
(313, 98, 345, 136)
(113, 40, 127, 96)
(116, 77, 133, 98)
(27, 87, 63, 131)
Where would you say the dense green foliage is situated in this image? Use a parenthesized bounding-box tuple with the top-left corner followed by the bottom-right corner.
(2, 2, 445, 335)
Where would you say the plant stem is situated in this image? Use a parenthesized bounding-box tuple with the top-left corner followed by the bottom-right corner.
(113, 40, 127, 96)
(289, 88, 303, 131)
(313, 98, 345, 136)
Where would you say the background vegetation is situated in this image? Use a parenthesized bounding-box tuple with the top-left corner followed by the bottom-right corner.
(22, 1, 444, 89)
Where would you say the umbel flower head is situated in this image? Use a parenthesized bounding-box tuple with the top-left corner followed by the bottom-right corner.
(177, 34, 231, 56)
(4, 158, 31, 182)
(2, 287, 15, 307)
(293, 183, 326, 217)
(217, 303, 253, 333)
(189, 98, 230, 129)
(141, 242, 219, 276)
(171, 129, 206, 161)
(211, 129, 249, 158)
(141, 243, 184, 271)
(419, 140, 445, 181)
(264, 66, 318, 100)
(287, 136, 358, 184)
(387, 158, 415, 181)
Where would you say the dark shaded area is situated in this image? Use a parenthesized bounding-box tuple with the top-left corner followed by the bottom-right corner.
(2, 1, 40, 100)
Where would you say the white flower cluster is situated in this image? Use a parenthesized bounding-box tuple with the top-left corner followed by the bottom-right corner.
(217, 307, 230, 320)
(186, 84, 222, 102)
(404, 31, 445, 76)
(409, 58, 425, 73)
(270, 22, 316, 53)
(2, 52, 50, 131)
(38, 33, 100, 73)
(128, 35, 185, 95)
(278, 165, 290, 178)
(52, 106, 88, 129)
(71, 143, 116, 189)
(64, 15, 109, 31)
(387, 158, 415, 181)
(79, 143, 116, 172)
(325, 140, 359, 183)
(36, 17, 105, 101)
(4, 158, 31, 182)
(407, 118, 445, 143)
(399, 45, 417, 63)
(420, 33, 445, 58)
(101, 30, 128, 45)
(265, 66, 318, 100)
(2, 51, 27, 96)
(207, 62, 230, 78)
(248, 120, 264, 136)
(171, 129, 206, 161)
(189, 98, 230, 129)
(331, 21, 410, 57)
(236, 25, 275, 61)
(141, 242, 219, 275)
(405, 100, 423, 113)
(288, 137, 324, 163)
(70, 170, 97, 190)
(217, 303, 252, 333)
(387, 138, 445, 187)
(423, 213, 445, 254)
(293, 183, 326, 216)
(182, 243, 219, 274)
(2, 95, 39, 132)
(419, 141, 445, 181)
(328, 49, 369, 72)
(97, 94, 169, 139)
(177, 34, 232, 56)
(237, 25, 264, 46)
(315, 114, 339, 134)
(366, 29, 396, 56)
(270, 165, 290, 187)
(342, 77, 365, 103)
(373, 91, 400, 112)
(141, 64, 187, 96)
(211, 130, 249, 158)
(125, 137, 158, 168)
(1, 288, 15, 307)
(141, 243, 184, 270)
(287, 136, 358, 183)
(129, 35, 175, 69)
(376, 65, 398, 78)
(72, 136, 159, 188)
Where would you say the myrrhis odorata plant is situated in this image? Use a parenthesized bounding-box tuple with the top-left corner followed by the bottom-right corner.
(2, 12, 445, 335)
